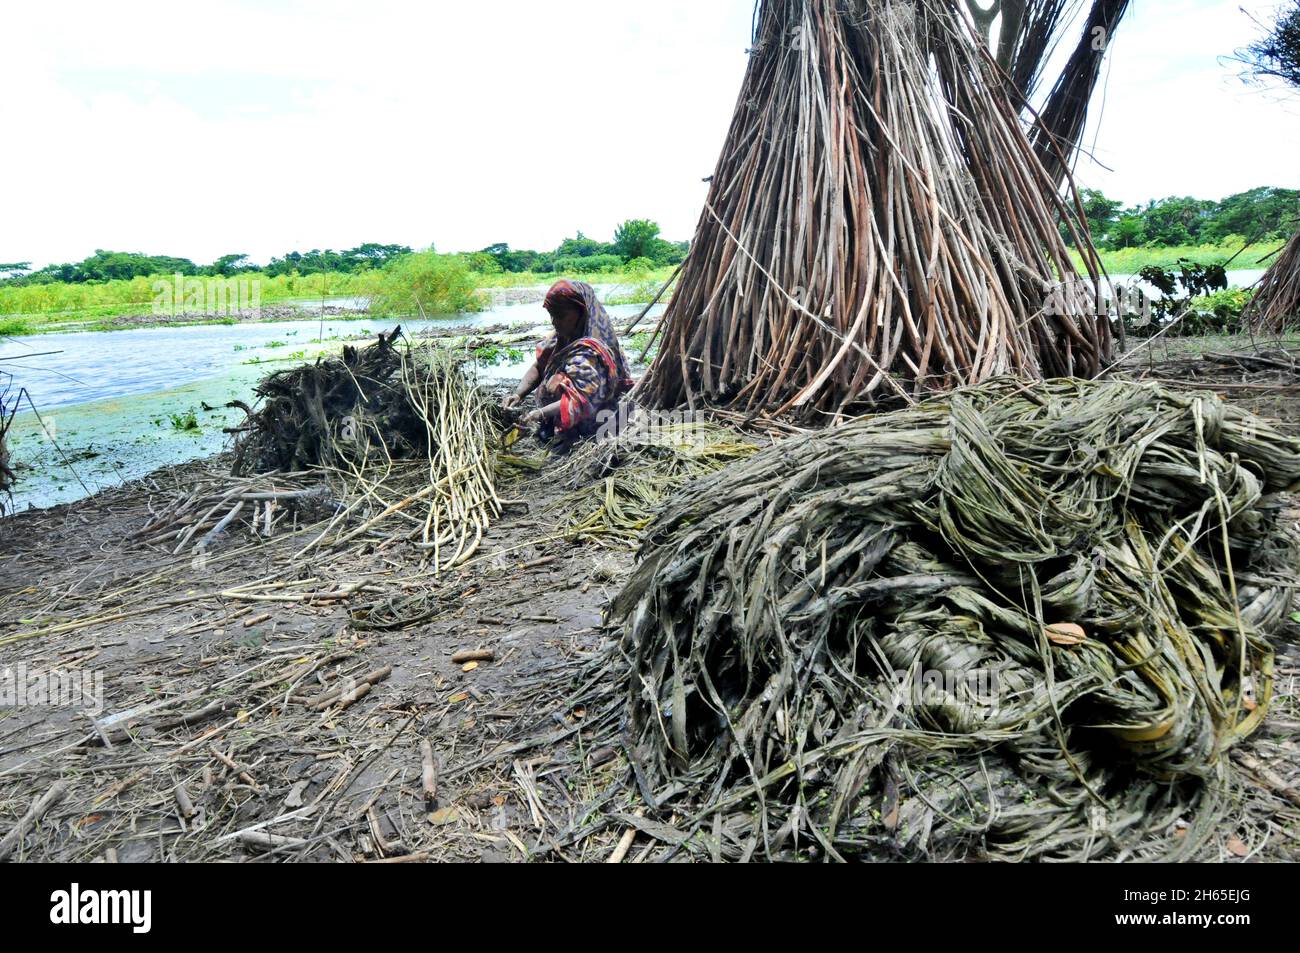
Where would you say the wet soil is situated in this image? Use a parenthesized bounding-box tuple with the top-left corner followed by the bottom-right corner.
(0, 346, 1298, 862)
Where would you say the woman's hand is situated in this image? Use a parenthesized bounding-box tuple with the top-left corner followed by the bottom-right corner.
(524, 401, 562, 427)
(506, 365, 541, 412)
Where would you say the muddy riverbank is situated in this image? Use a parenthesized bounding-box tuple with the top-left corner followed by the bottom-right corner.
(2, 342, 1297, 863)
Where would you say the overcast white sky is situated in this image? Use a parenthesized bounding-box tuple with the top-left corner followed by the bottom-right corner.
(1, 0, 1296, 269)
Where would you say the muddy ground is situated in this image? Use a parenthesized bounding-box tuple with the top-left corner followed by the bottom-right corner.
(0, 443, 638, 862)
(1, 344, 1299, 863)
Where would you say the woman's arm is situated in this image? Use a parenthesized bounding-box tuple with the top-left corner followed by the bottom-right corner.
(524, 399, 563, 423)
(502, 364, 541, 409)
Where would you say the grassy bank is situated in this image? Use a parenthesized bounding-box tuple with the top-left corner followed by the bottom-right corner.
(1070, 238, 1286, 276)
(0, 258, 678, 335)
(0, 271, 382, 332)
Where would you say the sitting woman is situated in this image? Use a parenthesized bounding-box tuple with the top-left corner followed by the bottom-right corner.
(503, 280, 633, 446)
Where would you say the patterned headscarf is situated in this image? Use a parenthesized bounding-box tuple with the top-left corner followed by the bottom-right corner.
(542, 280, 629, 381)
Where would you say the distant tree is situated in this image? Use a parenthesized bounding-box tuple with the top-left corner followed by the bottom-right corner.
(462, 251, 502, 274)
(343, 243, 412, 270)
(1108, 213, 1147, 249)
(1133, 197, 1216, 247)
(614, 219, 661, 261)
(553, 253, 624, 275)
(0, 262, 31, 281)
(27, 250, 200, 282)
(208, 254, 254, 276)
(658, 239, 690, 265)
(556, 233, 613, 259)
(1065, 189, 1124, 247)
(1201, 187, 1300, 242)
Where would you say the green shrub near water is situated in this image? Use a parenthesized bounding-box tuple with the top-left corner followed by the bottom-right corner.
(1183, 287, 1255, 335)
(623, 257, 656, 277)
(551, 254, 625, 275)
(366, 251, 485, 317)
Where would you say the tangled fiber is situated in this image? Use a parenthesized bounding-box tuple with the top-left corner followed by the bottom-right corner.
(604, 379, 1300, 861)
(638, 0, 1112, 419)
(230, 328, 421, 476)
(231, 331, 503, 572)
(554, 419, 760, 546)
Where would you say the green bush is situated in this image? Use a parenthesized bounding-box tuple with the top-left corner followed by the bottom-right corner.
(1184, 288, 1254, 335)
(367, 252, 485, 316)
(1120, 264, 1253, 338)
(461, 252, 502, 275)
(553, 254, 624, 275)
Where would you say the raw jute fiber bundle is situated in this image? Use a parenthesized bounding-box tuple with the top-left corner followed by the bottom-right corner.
(231, 333, 502, 572)
(606, 379, 1299, 860)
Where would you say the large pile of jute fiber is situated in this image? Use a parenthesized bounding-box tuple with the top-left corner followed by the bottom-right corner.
(607, 379, 1300, 861)
(229, 333, 503, 572)
(230, 328, 422, 476)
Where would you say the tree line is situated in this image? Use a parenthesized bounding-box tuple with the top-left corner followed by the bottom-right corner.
(471, 220, 688, 275)
(0, 219, 690, 286)
(5, 188, 1294, 289)
(1069, 186, 1299, 250)
(0, 244, 416, 285)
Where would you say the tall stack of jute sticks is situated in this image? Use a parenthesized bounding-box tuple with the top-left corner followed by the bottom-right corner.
(639, 0, 1118, 419)
(1249, 229, 1300, 334)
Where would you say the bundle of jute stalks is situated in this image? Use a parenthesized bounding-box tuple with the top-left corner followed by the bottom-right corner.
(0, 395, 13, 511)
(229, 333, 503, 572)
(638, 0, 1114, 420)
(594, 379, 1299, 861)
(1248, 229, 1300, 335)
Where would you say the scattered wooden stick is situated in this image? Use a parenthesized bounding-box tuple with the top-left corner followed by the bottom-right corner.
(236, 830, 307, 851)
(333, 683, 373, 712)
(1234, 751, 1300, 809)
(173, 783, 196, 820)
(607, 825, 637, 864)
(304, 666, 393, 711)
(362, 851, 436, 864)
(420, 740, 439, 807)
(0, 781, 69, 860)
(210, 745, 260, 791)
(152, 699, 236, 732)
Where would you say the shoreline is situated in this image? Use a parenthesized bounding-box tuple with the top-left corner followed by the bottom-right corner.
(0, 279, 660, 337)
